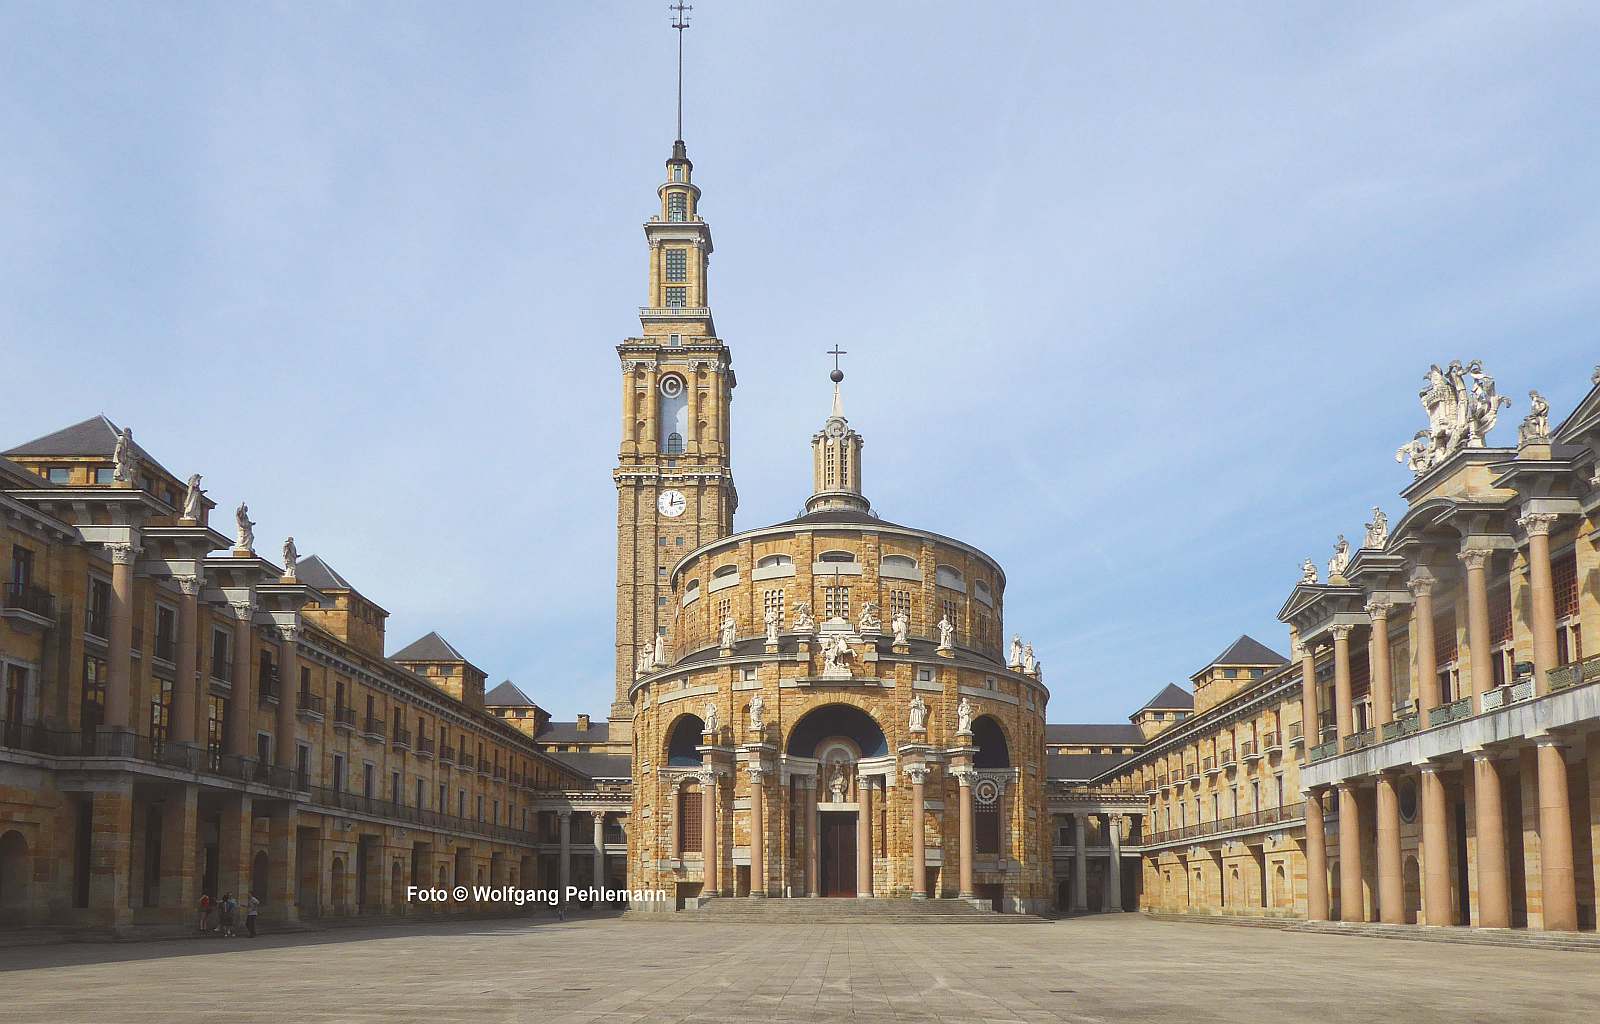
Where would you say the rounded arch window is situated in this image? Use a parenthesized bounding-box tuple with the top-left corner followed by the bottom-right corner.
(665, 432, 684, 454)
(757, 554, 792, 569)
(712, 564, 738, 578)
(818, 549, 856, 563)
(974, 579, 993, 605)
(936, 564, 965, 590)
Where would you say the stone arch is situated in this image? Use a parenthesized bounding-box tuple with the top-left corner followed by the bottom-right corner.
(330, 856, 347, 910)
(785, 703, 888, 759)
(972, 715, 1010, 768)
(665, 712, 707, 766)
(0, 829, 30, 924)
(437, 863, 447, 887)
(1273, 863, 1288, 910)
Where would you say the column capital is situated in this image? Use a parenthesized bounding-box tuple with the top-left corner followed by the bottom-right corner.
(1518, 511, 1559, 538)
(557, 809, 572, 820)
(1458, 548, 1493, 571)
(902, 764, 930, 785)
(590, 809, 606, 822)
(950, 766, 975, 785)
(275, 624, 300, 644)
(1364, 596, 1393, 620)
(108, 542, 140, 565)
(745, 765, 766, 783)
(1330, 623, 1354, 641)
(1530, 732, 1565, 750)
(174, 574, 202, 596)
(1407, 575, 1435, 598)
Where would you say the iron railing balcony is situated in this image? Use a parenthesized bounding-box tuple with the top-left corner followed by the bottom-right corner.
(297, 691, 325, 719)
(1380, 713, 1421, 742)
(209, 657, 232, 682)
(1308, 739, 1339, 762)
(492, 764, 506, 781)
(258, 672, 281, 706)
(3, 581, 55, 620)
(416, 735, 435, 758)
(1287, 721, 1304, 743)
(391, 726, 411, 750)
(459, 753, 475, 772)
(439, 745, 456, 765)
(1547, 654, 1600, 691)
(360, 716, 386, 740)
(332, 705, 357, 730)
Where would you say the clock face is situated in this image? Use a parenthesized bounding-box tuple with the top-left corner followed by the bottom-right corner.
(658, 489, 687, 518)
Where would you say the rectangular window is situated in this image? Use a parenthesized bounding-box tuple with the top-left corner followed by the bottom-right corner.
(210, 629, 231, 680)
(678, 786, 702, 853)
(363, 764, 374, 799)
(10, 544, 33, 588)
(763, 588, 785, 628)
(824, 586, 850, 620)
(93, 467, 113, 485)
(333, 754, 346, 792)
(148, 677, 172, 745)
(86, 577, 111, 639)
(80, 655, 107, 735)
(297, 745, 310, 788)
(256, 732, 270, 766)
(664, 248, 687, 282)
(392, 771, 402, 805)
(665, 286, 686, 307)
(974, 806, 1000, 854)
(47, 467, 70, 484)
(667, 192, 687, 221)
(889, 589, 911, 624)
(416, 778, 425, 809)
(155, 605, 176, 662)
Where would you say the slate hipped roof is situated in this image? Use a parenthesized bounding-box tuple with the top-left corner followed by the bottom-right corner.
(1046, 752, 1137, 781)
(537, 720, 613, 744)
(293, 555, 355, 592)
(484, 680, 535, 706)
(4, 414, 176, 478)
(542, 751, 631, 779)
(1137, 683, 1194, 712)
(1044, 723, 1146, 745)
(1200, 634, 1288, 671)
(391, 631, 469, 663)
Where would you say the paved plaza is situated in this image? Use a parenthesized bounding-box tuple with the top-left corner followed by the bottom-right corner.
(2, 912, 1595, 1024)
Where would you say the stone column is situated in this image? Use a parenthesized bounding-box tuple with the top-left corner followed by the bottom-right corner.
(1107, 814, 1123, 912)
(275, 625, 299, 767)
(806, 775, 820, 898)
(1298, 636, 1319, 745)
(170, 576, 201, 746)
(103, 543, 138, 738)
(701, 771, 719, 896)
(906, 766, 927, 898)
(557, 810, 572, 898)
(1305, 788, 1329, 921)
(89, 782, 136, 927)
(591, 811, 606, 896)
(1521, 514, 1560, 695)
(1460, 549, 1493, 712)
(268, 806, 299, 922)
(1072, 813, 1088, 911)
(856, 773, 873, 897)
(1420, 764, 1452, 926)
(1375, 773, 1403, 923)
(686, 363, 701, 452)
(747, 768, 764, 897)
(1534, 736, 1577, 931)
(1411, 577, 1440, 712)
(1333, 625, 1354, 750)
(158, 783, 199, 915)
(1368, 599, 1394, 726)
(1471, 751, 1510, 928)
(643, 366, 660, 454)
(218, 794, 254, 905)
(225, 603, 253, 757)
(956, 768, 975, 898)
(1337, 782, 1363, 922)
(621, 363, 638, 453)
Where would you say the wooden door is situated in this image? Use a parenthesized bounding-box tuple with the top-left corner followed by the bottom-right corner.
(819, 811, 856, 897)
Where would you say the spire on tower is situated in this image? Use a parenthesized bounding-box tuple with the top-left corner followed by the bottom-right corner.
(828, 344, 848, 417)
(807, 346, 869, 515)
(670, 2, 692, 143)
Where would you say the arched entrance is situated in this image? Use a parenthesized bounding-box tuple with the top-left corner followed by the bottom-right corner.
(1403, 855, 1421, 924)
(786, 704, 888, 898)
(330, 856, 346, 912)
(0, 830, 30, 924)
(391, 859, 405, 909)
(251, 850, 268, 901)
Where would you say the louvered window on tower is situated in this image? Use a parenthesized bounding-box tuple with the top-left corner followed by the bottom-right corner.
(665, 287, 686, 308)
(665, 249, 687, 282)
(668, 193, 687, 222)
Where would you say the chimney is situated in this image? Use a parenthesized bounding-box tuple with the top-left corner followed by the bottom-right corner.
(577, 714, 590, 732)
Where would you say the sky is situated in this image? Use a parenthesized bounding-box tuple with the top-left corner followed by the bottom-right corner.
(3, 2, 1598, 723)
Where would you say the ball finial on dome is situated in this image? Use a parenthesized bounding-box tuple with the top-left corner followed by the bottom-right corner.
(830, 368, 844, 383)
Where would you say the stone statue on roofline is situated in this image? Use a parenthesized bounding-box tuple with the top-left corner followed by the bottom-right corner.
(1519, 390, 1550, 445)
(181, 474, 204, 520)
(719, 615, 736, 650)
(792, 601, 815, 632)
(857, 600, 881, 632)
(937, 616, 954, 651)
(234, 502, 255, 552)
(1008, 635, 1023, 669)
(1364, 507, 1388, 549)
(1300, 559, 1318, 585)
(112, 427, 137, 484)
(1327, 534, 1350, 581)
(282, 536, 298, 579)
(748, 692, 764, 733)
(763, 606, 780, 644)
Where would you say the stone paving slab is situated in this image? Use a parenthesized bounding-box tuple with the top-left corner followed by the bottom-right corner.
(1, 912, 1595, 1023)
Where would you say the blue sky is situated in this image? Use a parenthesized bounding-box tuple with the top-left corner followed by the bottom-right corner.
(3, 3, 1598, 723)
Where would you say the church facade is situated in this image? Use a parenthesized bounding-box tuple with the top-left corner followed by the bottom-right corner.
(613, 139, 1051, 911)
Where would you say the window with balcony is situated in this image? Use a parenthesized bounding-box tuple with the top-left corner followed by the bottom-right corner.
(148, 677, 171, 745)
(1554, 550, 1582, 666)
(1434, 607, 1460, 703)
(155, 605, 176, 662)
(665, 286, 686, 307)
(80, 655, 106, 735)
(210, 629, 230, 680)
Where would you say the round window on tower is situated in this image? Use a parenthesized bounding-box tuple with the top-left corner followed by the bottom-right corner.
(659, 375, 685, 398)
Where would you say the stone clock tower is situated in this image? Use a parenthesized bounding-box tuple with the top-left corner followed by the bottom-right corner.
(612, 138, 737, 733)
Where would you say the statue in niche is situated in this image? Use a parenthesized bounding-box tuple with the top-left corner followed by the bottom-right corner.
(1364, 507, 1388, 549)
(829, 765, 848, 803)
(702, 702, 719, 736)
(937, 616, 954, 651)
(234, 502, 255, 552)
(857, 601, 881, 632)
(821, 634, 854, 677)
(956, 697, 974, 735)
(748, 693, 764, 732)
(764, 606, 780, 644)
(1008, 635, 1023, 669)
(908, 694, 927, 733)
(181, 474, 204, 519)
(891, 610, 908, 646)
(792, 601, 815, 632)
(719, 615, 736, 650)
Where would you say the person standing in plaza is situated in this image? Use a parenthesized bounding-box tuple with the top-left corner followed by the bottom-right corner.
(219, 892, 237, 938)
(245, 893, 260, 938)
(197, 893, 212, 934)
